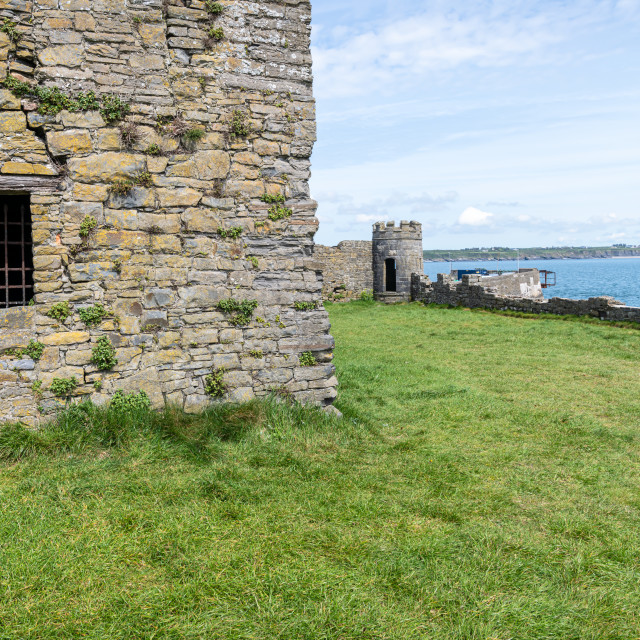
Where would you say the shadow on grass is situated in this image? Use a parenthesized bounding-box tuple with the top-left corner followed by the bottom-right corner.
(422, 302, 640, 330)
(0, 396, 361, 463)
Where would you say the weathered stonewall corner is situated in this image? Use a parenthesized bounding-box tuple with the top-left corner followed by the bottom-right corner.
(0, 0, 338, 426)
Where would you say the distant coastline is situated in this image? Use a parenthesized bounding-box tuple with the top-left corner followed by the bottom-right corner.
(423, 246, 640, 262)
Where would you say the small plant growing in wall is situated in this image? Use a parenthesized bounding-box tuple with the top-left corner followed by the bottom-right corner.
(47, 301, 71, 323)
(144, 143, 162, 156)
(110, 389, 151, 411)
(31, 380, 43, 399)
(5, 340, 45, 361)
(293, 301, 316, 311)
(230, 110, 250, 137)
(217, 226, 243, 239)
(119, 120, 141, 149)
(208, 26, 225, 41)
(0, 18, 21, 44)
(204, 368, 226, 397)
(209, 179, 225, 198)
(21, 340, 45, 361)
(248, 349, 264, 359)
(299, 351, 317, 367)
(205, 1, 224, 14)
(183, 127, 205, 143)
(100, 95, 131, 124)
(91, 336, 118, 371)
(248, 256, 259, 269)
(267, 204, 292, 221)
(181, 127, 205, 151)
(272, 385, 294, 403)
(110, 179, 133, 196)
(79, 215, 97, 239)
(1, 76, 131, 119)
(78, 304, 108, 328)
(133, 171, 153, 188)
(165, 115, 189, 138)
(217, 299, 258, 326)
(260, 193, 286, 204)
(50, 376, 78, 398)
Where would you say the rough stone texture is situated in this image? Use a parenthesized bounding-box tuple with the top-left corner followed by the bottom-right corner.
(0, 0, 337, 426)
(314, 240, 372, 301)
(448, 269, 544, 299)
(372, 221, 422, 303)
(411, 272, 640, 323)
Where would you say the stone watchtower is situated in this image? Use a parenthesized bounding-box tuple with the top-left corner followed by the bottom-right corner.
(372, 221, 423, 302)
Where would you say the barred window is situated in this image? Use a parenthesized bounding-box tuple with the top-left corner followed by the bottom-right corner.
(0, 195, 34, 308)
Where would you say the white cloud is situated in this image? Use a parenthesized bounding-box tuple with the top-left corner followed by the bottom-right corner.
(615, 0, 640, 17)
(312, 3, 615, 99)
(458, 207, 494, 226)
(356, 214, 386, 223)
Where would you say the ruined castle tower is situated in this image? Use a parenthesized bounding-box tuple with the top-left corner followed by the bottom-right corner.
(0, 0, 337, 425)
(372, 221, 423, 302)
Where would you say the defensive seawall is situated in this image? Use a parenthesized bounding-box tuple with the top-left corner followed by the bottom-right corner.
(412, 273, 640, 323)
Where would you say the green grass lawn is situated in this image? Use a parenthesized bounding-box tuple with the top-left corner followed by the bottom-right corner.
(2, 302, 640, 639)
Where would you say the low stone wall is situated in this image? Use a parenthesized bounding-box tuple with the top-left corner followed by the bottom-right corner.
(315, 241, 373, 301)
(411, 273, 640, 323)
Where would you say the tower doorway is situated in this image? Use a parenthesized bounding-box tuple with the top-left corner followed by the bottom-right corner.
(385, 258, 397, 292)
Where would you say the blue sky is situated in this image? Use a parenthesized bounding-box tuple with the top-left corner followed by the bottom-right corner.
(309, 0, 640, 249)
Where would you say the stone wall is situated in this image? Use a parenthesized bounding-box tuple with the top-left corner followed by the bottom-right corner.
(314, 240, 372, 301)
(0, 0, 337, 425)
(411, 273, 640, 323)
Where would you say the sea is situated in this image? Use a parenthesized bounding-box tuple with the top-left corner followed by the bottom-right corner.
(423, 257, 640, 307)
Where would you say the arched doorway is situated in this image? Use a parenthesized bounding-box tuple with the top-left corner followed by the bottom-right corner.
(385, 258, 397, 292)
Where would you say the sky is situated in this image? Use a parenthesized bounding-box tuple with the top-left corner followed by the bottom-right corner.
(309, 0, 640, 249)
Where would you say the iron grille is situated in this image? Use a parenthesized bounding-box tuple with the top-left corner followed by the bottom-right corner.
(0, 195, 34, 308)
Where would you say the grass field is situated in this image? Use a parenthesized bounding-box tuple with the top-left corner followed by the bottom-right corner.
(2, 302, 640, 639)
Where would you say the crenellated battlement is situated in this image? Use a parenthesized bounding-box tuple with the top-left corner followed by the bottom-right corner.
(373, 220, 422, 236)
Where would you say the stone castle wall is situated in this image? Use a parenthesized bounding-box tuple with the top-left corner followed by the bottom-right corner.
(314, 240, 372, 301)
(0, 0, 337, 425)
(411, 273, 640, 323)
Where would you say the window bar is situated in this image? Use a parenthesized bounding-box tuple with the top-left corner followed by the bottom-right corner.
(1, 196, 33, 308)
(2, 200, 7, 308)
(20, 199, 26, 305)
